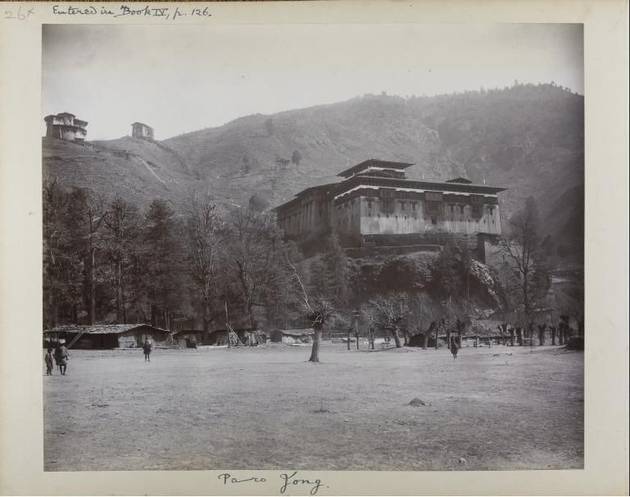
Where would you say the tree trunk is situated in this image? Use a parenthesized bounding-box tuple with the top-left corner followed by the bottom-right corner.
(551, 327, 556, 345)
(309, 326, 321, 362)
(347, 328, 351, 350)
(499, 323, 508, 345)
(50, 291, 59, 328)
(247, 301, 256, 331)
(435, 322, 440, 349)
(202, 296, 211, 332)
(121, 278, 127, 323)
(224, 300, 231, 348)
(423, 323, 432, 350)
(115, 260, 123, 323)
(89, 248, 96, 325)
(391, 327, 402, 348)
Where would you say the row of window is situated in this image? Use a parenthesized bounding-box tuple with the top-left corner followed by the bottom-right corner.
(362, 199, 496, 215)
(361, 212, 496, 224)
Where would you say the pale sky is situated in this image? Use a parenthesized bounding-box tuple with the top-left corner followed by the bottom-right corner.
(42, 23, 583, 140)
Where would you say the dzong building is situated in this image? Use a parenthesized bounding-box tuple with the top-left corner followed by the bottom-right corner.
(275, 159, 505, 260)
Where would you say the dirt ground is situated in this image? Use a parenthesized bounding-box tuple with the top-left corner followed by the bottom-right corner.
(44, 343, 583, 471)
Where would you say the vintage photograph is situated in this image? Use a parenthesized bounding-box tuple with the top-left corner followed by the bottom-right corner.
(41, 23, 584, 472)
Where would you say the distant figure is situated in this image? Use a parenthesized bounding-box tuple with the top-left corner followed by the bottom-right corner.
(45, 348, 54, 375)
(54, 341, 69, 375)
(450, 339, 459, 359)
(143, 339, 153, 362)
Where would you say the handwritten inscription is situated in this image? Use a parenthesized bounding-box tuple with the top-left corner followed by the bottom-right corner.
(218, 472, 325, 495)
(50, 4, 211, 21)
(3, 5, 35, 21)
(280, 471, 324, 496)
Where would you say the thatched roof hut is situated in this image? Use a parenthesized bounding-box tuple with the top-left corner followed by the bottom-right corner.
(43, 324, 171, 349)
(270, 328, 314, 344)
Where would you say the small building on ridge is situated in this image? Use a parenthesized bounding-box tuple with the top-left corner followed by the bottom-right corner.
(131, 122, 154, 140)
(44, 112, 88, 142)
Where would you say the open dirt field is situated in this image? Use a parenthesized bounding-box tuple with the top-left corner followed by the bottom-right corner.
(44, 343, 583, 471)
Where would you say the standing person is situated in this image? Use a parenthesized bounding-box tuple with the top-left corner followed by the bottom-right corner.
(44, 348, 54, 375)
(450, 338, 459, 359)
(54, 340, 69, 375)
(143, 338, 152, 362)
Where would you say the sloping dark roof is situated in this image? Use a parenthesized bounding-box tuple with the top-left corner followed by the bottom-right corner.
(44, 324, 170, 335)
(273, 161, 506, 213)
(209, 327, 257, 334)
(296, 182, 338, 198)
(335, 175, 506, 196)
(132, 122, 153, 129)
(337, 159, 414, 178)
(173, 329, 205, 337)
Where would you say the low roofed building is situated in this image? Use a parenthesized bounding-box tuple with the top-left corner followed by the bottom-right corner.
(43, 324, 172, 349)
(269, 328, 314, 344)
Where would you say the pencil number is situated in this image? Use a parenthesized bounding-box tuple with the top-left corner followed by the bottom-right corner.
(4, 5, 35, 20)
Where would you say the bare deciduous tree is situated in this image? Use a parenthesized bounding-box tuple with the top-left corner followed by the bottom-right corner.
(371, 294, 407, 348)
(285, 255, 335, 363)
(103, 197, 140, 323)
(186, 197, 221, 332)
(498, 197, 550, 329)
(224, 208, 287, 330)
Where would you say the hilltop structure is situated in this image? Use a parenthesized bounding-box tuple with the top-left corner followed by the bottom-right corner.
(44, 112, 88, 142)
(132, 122, 154, 140)
(275, 159, 505, 260)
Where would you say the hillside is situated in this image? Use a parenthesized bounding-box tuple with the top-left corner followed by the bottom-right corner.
(43, 83, 584, 251)
(43, 137, 204, 209)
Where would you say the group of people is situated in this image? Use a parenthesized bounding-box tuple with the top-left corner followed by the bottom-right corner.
(44, 341, 69, 375)
(45, 338, 153, 374)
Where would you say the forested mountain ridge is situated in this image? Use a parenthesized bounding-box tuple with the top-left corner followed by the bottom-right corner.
(44, 83, 584, 251)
